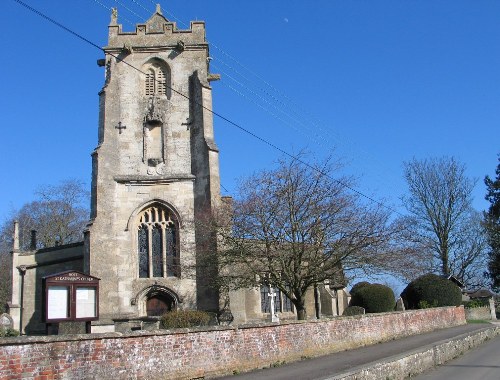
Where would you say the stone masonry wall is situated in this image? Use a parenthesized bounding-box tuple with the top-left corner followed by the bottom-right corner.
(464, 306, 493, 320)
(0, 307, 465, 380)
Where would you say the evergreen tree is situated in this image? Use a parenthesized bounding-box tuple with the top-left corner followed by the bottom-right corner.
(484, 155, 500, 291)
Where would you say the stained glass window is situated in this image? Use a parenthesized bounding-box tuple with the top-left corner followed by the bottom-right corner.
(260, 284, 270, 313)
(166, 226, 177, 277)
(152, 225, 163, 277)
(137, 204, 178, 279)
(283, 291, 293, 312)
(260, 283, 293, 313)
(138, 226, 149, 278)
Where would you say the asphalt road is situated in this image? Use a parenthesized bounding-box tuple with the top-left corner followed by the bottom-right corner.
(416, 335, 500, 380)
(220, 324, 490, 380)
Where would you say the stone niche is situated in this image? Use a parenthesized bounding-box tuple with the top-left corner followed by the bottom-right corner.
(142, 96, 169, 175)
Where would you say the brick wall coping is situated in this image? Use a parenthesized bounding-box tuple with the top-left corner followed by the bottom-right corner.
(0, 306, 462, 347)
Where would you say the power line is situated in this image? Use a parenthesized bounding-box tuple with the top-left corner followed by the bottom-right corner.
(12, 0, 404, 217)
(113, 0, 146, 22)
(91, 0, 137, 28)
(100, 0, 339, 152)
(136, 0, 403, 195)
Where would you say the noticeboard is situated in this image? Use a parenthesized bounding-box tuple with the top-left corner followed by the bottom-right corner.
(43, 271, 100, 323)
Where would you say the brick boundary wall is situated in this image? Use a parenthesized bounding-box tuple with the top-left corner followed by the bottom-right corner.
(0, 307, 465, 380)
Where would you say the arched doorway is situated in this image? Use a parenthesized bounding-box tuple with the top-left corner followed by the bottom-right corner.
(146, 294, 175, 316)
(133, 285, 179, 317)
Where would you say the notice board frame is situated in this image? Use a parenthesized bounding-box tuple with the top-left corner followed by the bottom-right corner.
(43, 270, 100, 323)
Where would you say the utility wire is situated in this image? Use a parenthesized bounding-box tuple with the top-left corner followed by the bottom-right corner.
(113, 0, 146, 22)
(12, 0, 403, 217)
(136, 0, 402, 194)
(91, 0, 137, 28)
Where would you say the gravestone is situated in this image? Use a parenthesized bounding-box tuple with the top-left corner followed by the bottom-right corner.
(396, 297, 406, 311)
(0, 313, 14, 330)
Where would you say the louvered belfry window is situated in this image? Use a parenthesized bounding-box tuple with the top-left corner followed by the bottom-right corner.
(144, 61, 168, 96)
(145, 69, 155, 96)
(137, 205, 179, 278)
(156, 67, 167, 95)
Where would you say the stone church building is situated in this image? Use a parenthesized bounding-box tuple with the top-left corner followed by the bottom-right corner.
(8, 6, 350, 335)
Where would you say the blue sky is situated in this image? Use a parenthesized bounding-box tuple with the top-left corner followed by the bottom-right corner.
(1, 0, 499, 225)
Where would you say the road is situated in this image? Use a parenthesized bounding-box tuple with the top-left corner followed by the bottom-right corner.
(220, 324, 490, 380)
(416, 335, 500, 380)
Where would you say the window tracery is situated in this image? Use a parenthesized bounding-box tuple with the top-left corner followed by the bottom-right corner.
(143, 60, 169, 97)
(137, 204, 179, 278)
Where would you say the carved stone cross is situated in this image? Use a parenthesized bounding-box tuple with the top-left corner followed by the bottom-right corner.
(268, 289, 280, 323)
(115, 122, 127, 134)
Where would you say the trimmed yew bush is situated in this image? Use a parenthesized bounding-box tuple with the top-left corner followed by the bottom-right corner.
(350, 281, 370, 295)
(160, 310, 212, 329)
(350, 282, 396, 313)
(401, 274, 462, 309)
(342, 306, 365, 316)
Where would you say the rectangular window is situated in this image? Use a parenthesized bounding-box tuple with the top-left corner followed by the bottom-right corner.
(283, 290, 293, 312)
(260, 284, 270, 312)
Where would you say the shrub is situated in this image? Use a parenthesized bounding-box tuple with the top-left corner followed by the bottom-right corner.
(350, 281, 371, 295)
(418, 300, 438, 309)
(0, 327, 20, 337)
(462, 299, 489, 309)
(160, 310, 211, 329)
(401, 274, 462, 309)
(342, 306, 365, 316)
(350, 283, 396, 313)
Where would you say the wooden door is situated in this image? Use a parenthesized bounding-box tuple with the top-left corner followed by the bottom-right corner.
(146, 296, 172, 316)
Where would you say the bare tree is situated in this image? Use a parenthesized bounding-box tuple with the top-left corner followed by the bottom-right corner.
(0, 179, 89, 311)
(0, 179, 89, 251)
(398, 157, 488, 287)
(209, 156, 395, 320)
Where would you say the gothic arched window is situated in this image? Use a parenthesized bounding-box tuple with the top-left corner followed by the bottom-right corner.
(143, 59, 170, 97)
(137, 204, 179, 278)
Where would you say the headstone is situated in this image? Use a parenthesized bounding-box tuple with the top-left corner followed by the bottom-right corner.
(0, 313, 14, 330)
(396, 297, 406, 311)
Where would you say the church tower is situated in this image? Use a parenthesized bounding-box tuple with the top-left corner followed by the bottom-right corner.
(85, 6, 221, 330)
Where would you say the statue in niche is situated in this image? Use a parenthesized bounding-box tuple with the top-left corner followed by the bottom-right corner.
(143, 96, 168, 175)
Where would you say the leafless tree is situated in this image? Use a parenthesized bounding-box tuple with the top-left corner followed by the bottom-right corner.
(0, 179, 89, 251)
(206, 156, 395, 320)
(396, 157, 488, 288)
(0, 179, 89, 311)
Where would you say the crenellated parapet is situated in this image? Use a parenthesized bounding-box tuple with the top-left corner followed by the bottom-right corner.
(105, 5, 206, 52)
